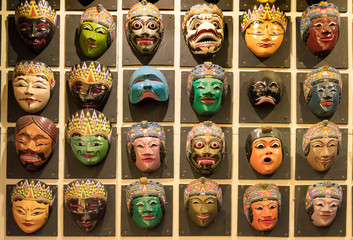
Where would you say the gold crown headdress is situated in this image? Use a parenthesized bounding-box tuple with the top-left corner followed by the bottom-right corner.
(67, 109, 112, 142)
(65, 179, 107, 201)
(15, 0, 57, 25)
(241, 3, 287, 32)
(11, 179, 55, 206)
(69, 61, 113, 89)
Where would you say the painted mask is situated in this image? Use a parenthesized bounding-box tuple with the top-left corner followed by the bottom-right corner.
(182, 4, 224, 55)
(242, 3, 287, 58)
(15, 0, 57, 53)
(79, 4, 116, 58)
(186, 121, 225, 175)
(12, 61, 55, 114)
(248, 71, 282, 106)
(246, 127, 283, 175)
(302, 120, 341, 172)
(300, 2, 340, 57)
(184, 177, 222, 227)
(126, 178, 166, 229)
(126, 0, 163, 55)
(303, 66, 342, 118)
(65, 179, 107, 232)
(15, 115, 58, 171)
(187, 62, 227, 116)
(128, 66, 169, 104)
(127, 121, 166, 173)
(69, 61, 112, 110)
(306, 181, 342, 227)
(11, 179, 55, 233)
(243, 183, 281, 231)
(67, 109, 111, 166)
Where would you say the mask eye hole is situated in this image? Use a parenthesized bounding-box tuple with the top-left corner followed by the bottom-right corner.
(210, 141, 220, 149)
(133, 22, 142, 29)
(194, 141, 204, 148)
(148, 22, 157, 29)
(194, 22, 201, 29)
(212, 22, 218, 28)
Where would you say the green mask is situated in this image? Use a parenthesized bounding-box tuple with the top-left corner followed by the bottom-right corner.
(70, 135, 109, 166)
(79, 22, 109, 58)
(132, 196, 163, 229)
(192, 78, 223, 116)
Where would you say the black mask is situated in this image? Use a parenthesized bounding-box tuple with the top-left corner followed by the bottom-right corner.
(71, 82, 110, 110)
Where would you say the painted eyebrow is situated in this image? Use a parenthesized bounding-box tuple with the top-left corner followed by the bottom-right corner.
(19, 132, 49, 140)
(14, 205, 26, 210)
(32, 207, 47, 210)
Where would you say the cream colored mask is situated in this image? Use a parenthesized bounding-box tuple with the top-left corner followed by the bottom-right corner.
(11, 179, 55, 233)
(12, 61, 55, 114)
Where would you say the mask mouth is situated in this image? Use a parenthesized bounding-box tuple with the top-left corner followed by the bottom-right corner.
(317, 158, 332, 164)
(320, 36, 334, 42)
(136, 38, 155, 45)
(82, 103, 97, 108)
(142, 157, 155, 162)
(259, 217, 275, 224)
(319, 214, 333, 219)
(19, 98, 40, 103)
(189, 29, 221, 49)
(255, 96, 276, 105)
(197, 158, 216, 164)
(141, 215, 156, 220)
(196, 214, 210, 220)
(263, 157, 272, 163)
(85, 41, 98, 48)
(256, 43, 275, 48)
(20, 153, 42, 163)
(320, 100, 334, 106)
(24, 38, 46, 46)
(200, 98, 216, 103)
(22, 222, 34, 227)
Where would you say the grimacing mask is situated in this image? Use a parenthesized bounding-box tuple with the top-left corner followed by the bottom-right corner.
(300, 2, 340, 57)
(302, 120, 341, 172)
(11, 179, 55, 233)
(13, 61, 55, 114)
(182, 4, 224, 56)
(303, 65, 342, 119)
(79, 4, 116, 58)
(187, 62, 228, 116)
(241, 3, 287, 58)
(69, 61, 112, 110)
(128, 66, 169, 104)
(186, 121, 225, 175)
(15, 115, 58, 172)
(65, 179, 107, 232)
(306, 181, 342, 227)
(126, 178, 166, 229)
(67, 109, 111, 166)
(246, 127, 283, 175)
(184, 177, 222, 227)
(126, 0, 163, 55)
(248, 70, 282, 106)
(127, 121, 166, 173)
(243, 183, 281, 231)
(15, 0, 57, 53)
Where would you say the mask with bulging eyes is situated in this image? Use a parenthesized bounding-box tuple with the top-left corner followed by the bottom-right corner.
(248, 70, 282, 106)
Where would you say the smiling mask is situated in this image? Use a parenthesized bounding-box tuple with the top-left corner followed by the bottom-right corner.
(241, 3, 287, 58)
(67, 109, 111, 166)
(11, 179, 55, 233)
(243, 183, 281, 231)
(306, 181, 342, 227)
(127, 121, 166, 173)
(128, 66, 169, 104)
(246, 127, 283, 175)
(15, 0, 57, 53)
(65, 179, 107, 232)
(13, 61, 55, 114)
(126, 0, 163, 55)
(79, 4, 116, 58)
(300, 2, 340, 57)
(302, 120, 341, 172)
(303, 65, 342, 118)
(187, 62, 227, 116)
(186, 121, 225, 175)
(69, 61, 112, 110)
(182, 4, 224, 56)
(126, 177, 166, 229)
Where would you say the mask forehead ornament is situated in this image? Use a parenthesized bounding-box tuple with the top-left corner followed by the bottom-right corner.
(15, 0, 57, 53)
(241, 3, 287, 58)
(126, 0, 163, 55)
(243, 183, 281, 231)
(69, 61, 112, 110)
(128, 66, 169, 104)
(300, 2, 340, 57)
(306, 181, 342, 227)
(126, 177, 166, 229)
(11, 179, 55, 233)
(79, 4, 116, 58)
(186, 121, 225, 175)
(184, 177, 222, 227)
(303, 65, 342, 118)
(182, 4, 224, 56)
(65, 179, 107, 232)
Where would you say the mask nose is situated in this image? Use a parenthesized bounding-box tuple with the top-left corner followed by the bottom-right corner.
(82, 212, 90, 221)
(143, 203, 153, 212)
(322, 23, 332, 34)
(30, 25, 39, 38)
(84, 92, 94, 101)
(143, 80, 153, 90)
(200, 202, 209, 214)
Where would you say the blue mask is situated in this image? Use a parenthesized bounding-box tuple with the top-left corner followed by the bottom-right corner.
(129, 66, 169, 104)
(308, 81, 340, 118)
